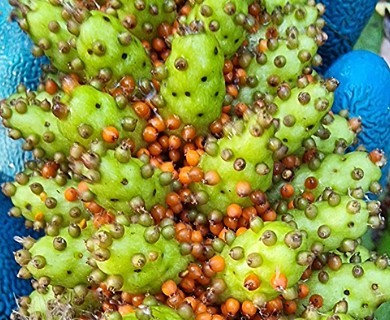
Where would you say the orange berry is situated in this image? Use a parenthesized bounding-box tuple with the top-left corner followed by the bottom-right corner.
(298, 283, 310, 299)
(64, 187, 78, 202)
(280, 183, 295, 198)
(244, 273, 261, 290)
(241, 300, 257, 317)
(226, 203, 242, 219)
(270, 270, 288, 291)
(161, 280, 178, 297)
(102, 126, 120, 143)
(209, 255, 225, 272)
(224, 298, 240, 316)
(186, 149, 201, 166)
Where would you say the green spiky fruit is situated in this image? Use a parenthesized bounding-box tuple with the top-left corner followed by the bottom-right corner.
(17, 223, 94, 288)
(300, 260, 390, 319)
(191, 109, 275, 213)
(113, 0, 177, 41)
(79, 150, 172, 214)
(14, 285, 100, 319)
(89, 223, 192, 294)
(77, 11, 152, 83)
(0, 89, 71, 159)
(186, 0, 252, 57)
(121, 304, 185, 320)
(281, 194, 378, 252)
(238, 2, 324, 104)
(56, 85, 146, 151)
(272, 80, 336, 156)
(5, 173, 89, 229)
(312, 113, 357, 155)
(213, 220, 311, 303)
(159, 32, 225, 135)
(261, 0, 308, 14)
(12, 0, 81, 73)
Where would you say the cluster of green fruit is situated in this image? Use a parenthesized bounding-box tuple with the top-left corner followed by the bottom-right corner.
(2, 0, 389, 319)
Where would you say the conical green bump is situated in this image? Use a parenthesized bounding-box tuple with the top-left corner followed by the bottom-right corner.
(159, 32, 225, 135)
(115, 0, 177, 41)
(13, 0, 80, 72)
(1, 90, 72, 158)
(92, 223, 192, 294)
(57, 85, 146, 150)
(214, 221, 309, 303)
(191, 110, 275, 213)
(20, 285, 100, 319)
(300, 261, 390, 319)
(9, 174, 89, 227)
(87, 150, 172, 214)
(77, 11, 152, 83)
(122, 304, 185, 320)
(186, 0, 251, 57)
(272, 81, 334, 155)
(312, 114, 356, 155)
(283, 194, 372, 252)
(296, 311, 356, 320)
(26, 223, 94, 288)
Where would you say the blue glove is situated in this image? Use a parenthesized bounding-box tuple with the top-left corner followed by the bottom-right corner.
(317, 0, 377, 73)
(325, 50, 390, 186)
(0, 1, 46, 318)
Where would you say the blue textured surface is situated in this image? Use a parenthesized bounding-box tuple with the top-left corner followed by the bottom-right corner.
(325, 50, 390, 184)
(318, 0, 377, 73)
(0, 1, 44, 318)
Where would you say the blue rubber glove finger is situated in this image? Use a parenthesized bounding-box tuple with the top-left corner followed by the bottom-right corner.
(0, 1, 46, 318)
(325, 50, 390, 186)
(317, 0, 377, 73)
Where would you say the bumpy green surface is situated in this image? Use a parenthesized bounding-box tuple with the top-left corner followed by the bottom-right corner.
(122, 305, 184, 320)
(1, 90, 71, 158)
(186, 0, 250, 57)
(284, 195, 371, 252)
(192, 110, 275, 213)
(19, 0, 79, 72)
(10, 174, 89, 227)
(26, 224, 93, 288)
(87, 150, 171, 214)
(159, 32, 225, 135)
(25, 286, 100, 318)
(215, 221, 309, 302)
(273, 81, 334, 155)
(262, 0, 308, 13)
(115, 0, 177, 41)
(93, 223, 192, 294)
(301, 261, 390, 319)
(57, 85, 146, 150)
(77, 11, 152, 83)
(312, 114, 356, 154)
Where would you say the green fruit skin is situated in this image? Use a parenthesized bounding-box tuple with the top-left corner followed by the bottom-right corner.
(215, 221, 309, 303)
(273, 82, 334, 155)
(284, 195, 370, 252)
(2, 90, 71, 158)
(159, 32, 225, 135)
(95, 223, 192, 294)
(27, 224, 94, 288)
(115, 0, 177, 41)
(192, 110, 275, 213)
(58, 85, 146, 150)
(262, 0, 307, 13)
(300, 261, 390, 319)
(77, 11, 152, 83)
(122, 305, 185, 320)
(87, 150, 171, 214)
(10, 175, 89, 226)
(186, 0, 250, 57)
